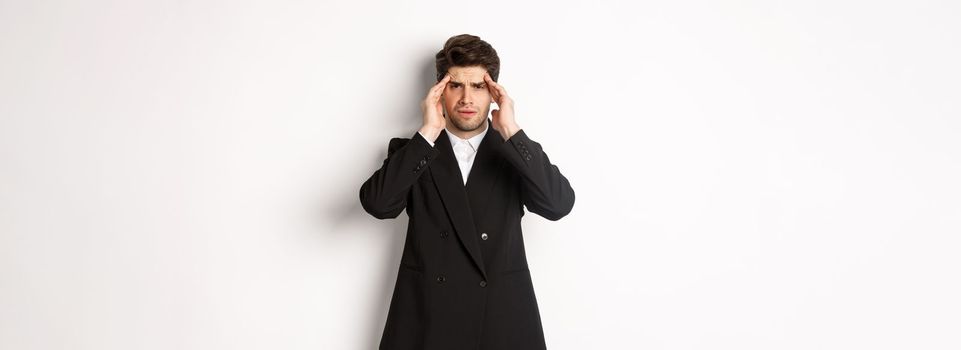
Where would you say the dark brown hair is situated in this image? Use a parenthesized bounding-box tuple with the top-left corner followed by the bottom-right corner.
(435, 34, 500, 82)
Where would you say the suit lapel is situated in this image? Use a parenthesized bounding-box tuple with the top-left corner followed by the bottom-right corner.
(465, 120, 506, 224)
(429, 127, 488, 280)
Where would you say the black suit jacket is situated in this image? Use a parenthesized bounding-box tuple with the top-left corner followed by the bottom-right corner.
(360, 118, 575, 349)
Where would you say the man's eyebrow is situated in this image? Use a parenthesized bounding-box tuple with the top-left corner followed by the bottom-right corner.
(449, 80, 487, 87)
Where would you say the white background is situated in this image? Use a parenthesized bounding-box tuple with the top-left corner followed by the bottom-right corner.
(2, 0, 959, 349)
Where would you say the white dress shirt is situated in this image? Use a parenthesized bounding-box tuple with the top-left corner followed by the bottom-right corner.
(419, 122, 489, 185)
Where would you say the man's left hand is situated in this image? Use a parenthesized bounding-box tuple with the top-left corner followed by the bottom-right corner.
(485, 72, 520, 140)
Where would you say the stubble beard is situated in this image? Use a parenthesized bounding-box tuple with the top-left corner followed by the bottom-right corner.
(447, 109, 487, 132)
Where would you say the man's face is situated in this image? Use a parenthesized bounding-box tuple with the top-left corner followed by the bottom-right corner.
(441, 65, 493, 133)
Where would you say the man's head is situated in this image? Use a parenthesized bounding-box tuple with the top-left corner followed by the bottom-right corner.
(435, 34, 500, 136)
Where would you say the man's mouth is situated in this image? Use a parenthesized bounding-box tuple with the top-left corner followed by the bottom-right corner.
(458, 110, 476, 116)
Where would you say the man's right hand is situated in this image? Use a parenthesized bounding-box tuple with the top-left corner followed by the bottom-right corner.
(419, 73, 451, 143)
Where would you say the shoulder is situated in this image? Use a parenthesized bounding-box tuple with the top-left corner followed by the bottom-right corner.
(387, 137, 410, 156)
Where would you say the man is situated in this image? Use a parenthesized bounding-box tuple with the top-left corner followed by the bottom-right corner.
(359, 34, 575, 350)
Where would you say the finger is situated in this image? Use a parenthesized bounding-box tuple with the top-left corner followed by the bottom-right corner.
(428, 74, 451, 102)
(484, 73, 507, 101)
(486, 74, 506, 95)
(484, 74, 500, 101)
(430, 74, 451, 94)
(490, 79, 507, 97)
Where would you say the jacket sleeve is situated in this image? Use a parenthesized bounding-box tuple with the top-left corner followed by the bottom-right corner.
(497, 129, 575, 221)
(359, 131, 441, 219)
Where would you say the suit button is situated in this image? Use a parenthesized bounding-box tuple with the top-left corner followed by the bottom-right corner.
(479, 280, 487, 288)
(440, 230, 449, 239)
(480, 233, 488, 240)
(419, 159, 427, 167)
(436, 275, 446, 283)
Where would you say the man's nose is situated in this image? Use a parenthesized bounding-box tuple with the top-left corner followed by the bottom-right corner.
(459, 90, 473, 105)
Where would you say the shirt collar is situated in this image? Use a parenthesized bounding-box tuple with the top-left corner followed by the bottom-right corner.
(446, 119, 489, 152)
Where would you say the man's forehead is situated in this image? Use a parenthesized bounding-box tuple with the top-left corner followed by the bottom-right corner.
(449, 75, 486, 84)
(448, 67, 487, 83)
(449, 77, 485, 84)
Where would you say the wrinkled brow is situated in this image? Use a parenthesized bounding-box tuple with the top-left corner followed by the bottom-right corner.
(450, 80, 487, 88)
